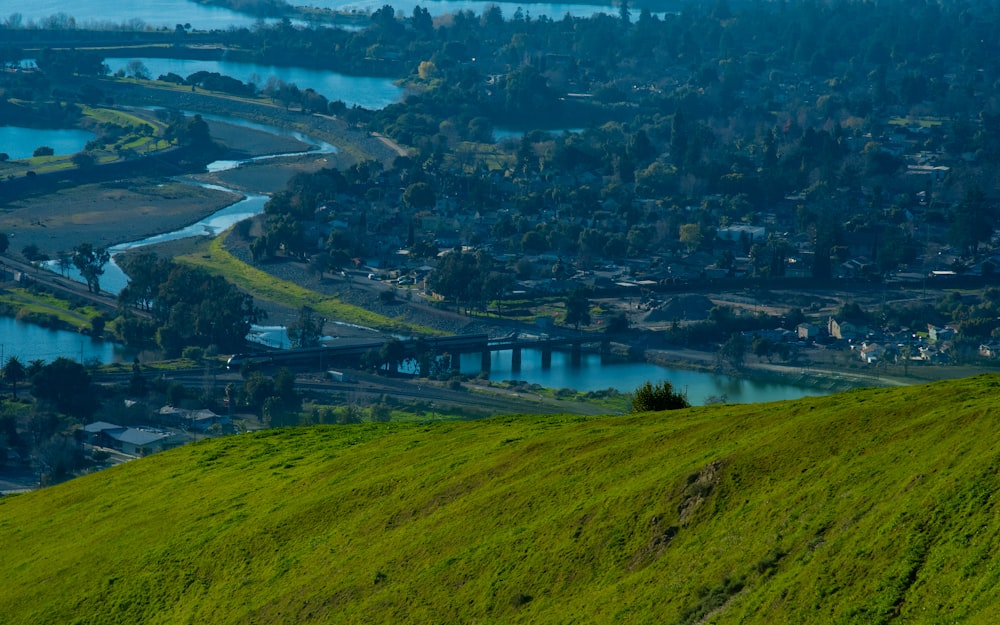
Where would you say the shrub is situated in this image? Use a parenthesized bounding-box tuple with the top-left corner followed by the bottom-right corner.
(630, 380, 690, 413)
(182, 346, 205, 361)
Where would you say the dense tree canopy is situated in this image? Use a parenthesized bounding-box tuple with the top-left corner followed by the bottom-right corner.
(117, 254, 264, 355)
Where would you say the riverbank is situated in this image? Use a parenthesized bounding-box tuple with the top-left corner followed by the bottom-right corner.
(0, 179, 239, 260)
(643, 343, 997, 395)
(0, 109, 336, 262)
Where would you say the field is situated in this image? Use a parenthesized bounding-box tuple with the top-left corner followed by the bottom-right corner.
(3, 376, 1000, 623)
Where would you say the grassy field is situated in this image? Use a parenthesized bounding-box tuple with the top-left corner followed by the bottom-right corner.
(3, 375, 1000, 623)
(0, 105, 166, 176)
(0, 286, 105, 332)
(176, 234, 438, 335)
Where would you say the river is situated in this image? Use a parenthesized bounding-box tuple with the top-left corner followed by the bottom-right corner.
(459, 348, 831, 405)
(0, 0, 658, 31)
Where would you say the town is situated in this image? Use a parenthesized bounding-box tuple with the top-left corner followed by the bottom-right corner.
(2, 0, 1000, 487)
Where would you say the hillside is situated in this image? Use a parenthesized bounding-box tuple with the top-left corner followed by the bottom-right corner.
(2, 376, 1000, 624)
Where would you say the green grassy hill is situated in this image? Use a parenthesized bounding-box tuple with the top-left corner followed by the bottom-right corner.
(3, 375, 1000, 624)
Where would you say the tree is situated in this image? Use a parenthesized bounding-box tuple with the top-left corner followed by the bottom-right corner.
(33, 146, 54, 157)
(378, 338, 406, 374)
(31, 357, 97, 420)
(630, 380, 689, 412)
(71, 151, 96, 169)
(402, 181, 436, 210)
(128, 357, 147, 397)
(2, 356, 26, 398)
(564, 288, 592, 329)
(72, 243, 110, 293)
(950, 187, 995, 257)
(679, 223, 704, 253)
(287, 306, 323, 348)
(124, 59, 150, 80)
(0, 232, 7, 255)
(720, 333, 746, 369)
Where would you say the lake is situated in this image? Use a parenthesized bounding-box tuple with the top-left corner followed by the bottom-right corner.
(104, 58, 404, 110)
(0, 316, 123, 364)
(0, 126, 94, 160)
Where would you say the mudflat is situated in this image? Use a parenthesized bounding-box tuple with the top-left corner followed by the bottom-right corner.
(0, 179, 240, 258)
(0, 117, 324, 259)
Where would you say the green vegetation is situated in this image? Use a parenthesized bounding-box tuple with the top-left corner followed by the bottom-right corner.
(0, 286, 107, 333)
(4, 376, 1000, 623)
(630, 379, 690, 412)
(177, 234, 435, 335)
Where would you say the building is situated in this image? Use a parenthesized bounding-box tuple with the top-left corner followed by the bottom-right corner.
(828, 318, 865, 341)
(81, 421, 185, 457)
(797, 323, 821, 340)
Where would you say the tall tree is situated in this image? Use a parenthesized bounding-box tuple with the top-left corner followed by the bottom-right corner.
(287, 306, 324, 349)
(72, 243, 110, 294)
(950, 187, 995, 257)
(31, 357, 97, 420)
(564, 288, 592, 329)
(2, 356, 26, 399)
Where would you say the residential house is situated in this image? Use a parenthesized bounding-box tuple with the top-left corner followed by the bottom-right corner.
(797, 323, 821, 341)
(82, 422, 185, 456)
(109, 427, 184, 456)
(979, 343, 1000, 359)
(927, 324, 956, 343)
(188, 409, 229, 432)
(828, 317, 865, 341)
(856, 342, 886, 364)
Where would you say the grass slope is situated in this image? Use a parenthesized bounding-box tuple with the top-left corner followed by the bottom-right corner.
(177, 235, 436, 335)
(3, 376, 1000, 624)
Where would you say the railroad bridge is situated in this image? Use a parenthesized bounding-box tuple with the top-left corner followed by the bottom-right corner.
(228, 332, 623, 372)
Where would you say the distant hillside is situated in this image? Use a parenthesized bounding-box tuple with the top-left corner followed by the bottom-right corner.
(3, 375, 1000, 624)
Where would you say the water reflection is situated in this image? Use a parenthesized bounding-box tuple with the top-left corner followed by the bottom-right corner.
(0, 127, 94, 160)
(459, 348, 830, 406)
(0, 317, 123, 364)
(105, 58, 403, 110)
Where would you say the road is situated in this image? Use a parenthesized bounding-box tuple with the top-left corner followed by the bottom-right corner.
(99, 364, 611, 417)
(1, 255, 123, 316)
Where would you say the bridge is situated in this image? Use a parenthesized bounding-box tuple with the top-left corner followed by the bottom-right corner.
(228, 332, 624, 372)
(482, 332, 621, 371)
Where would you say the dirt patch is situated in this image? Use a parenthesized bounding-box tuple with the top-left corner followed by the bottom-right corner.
(195, 152, 336, 195)
(677, 460, 725, 526)
(643, 294, 716, 323)
(205, 119, 311, 158)
(0, 179, 238, 258)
